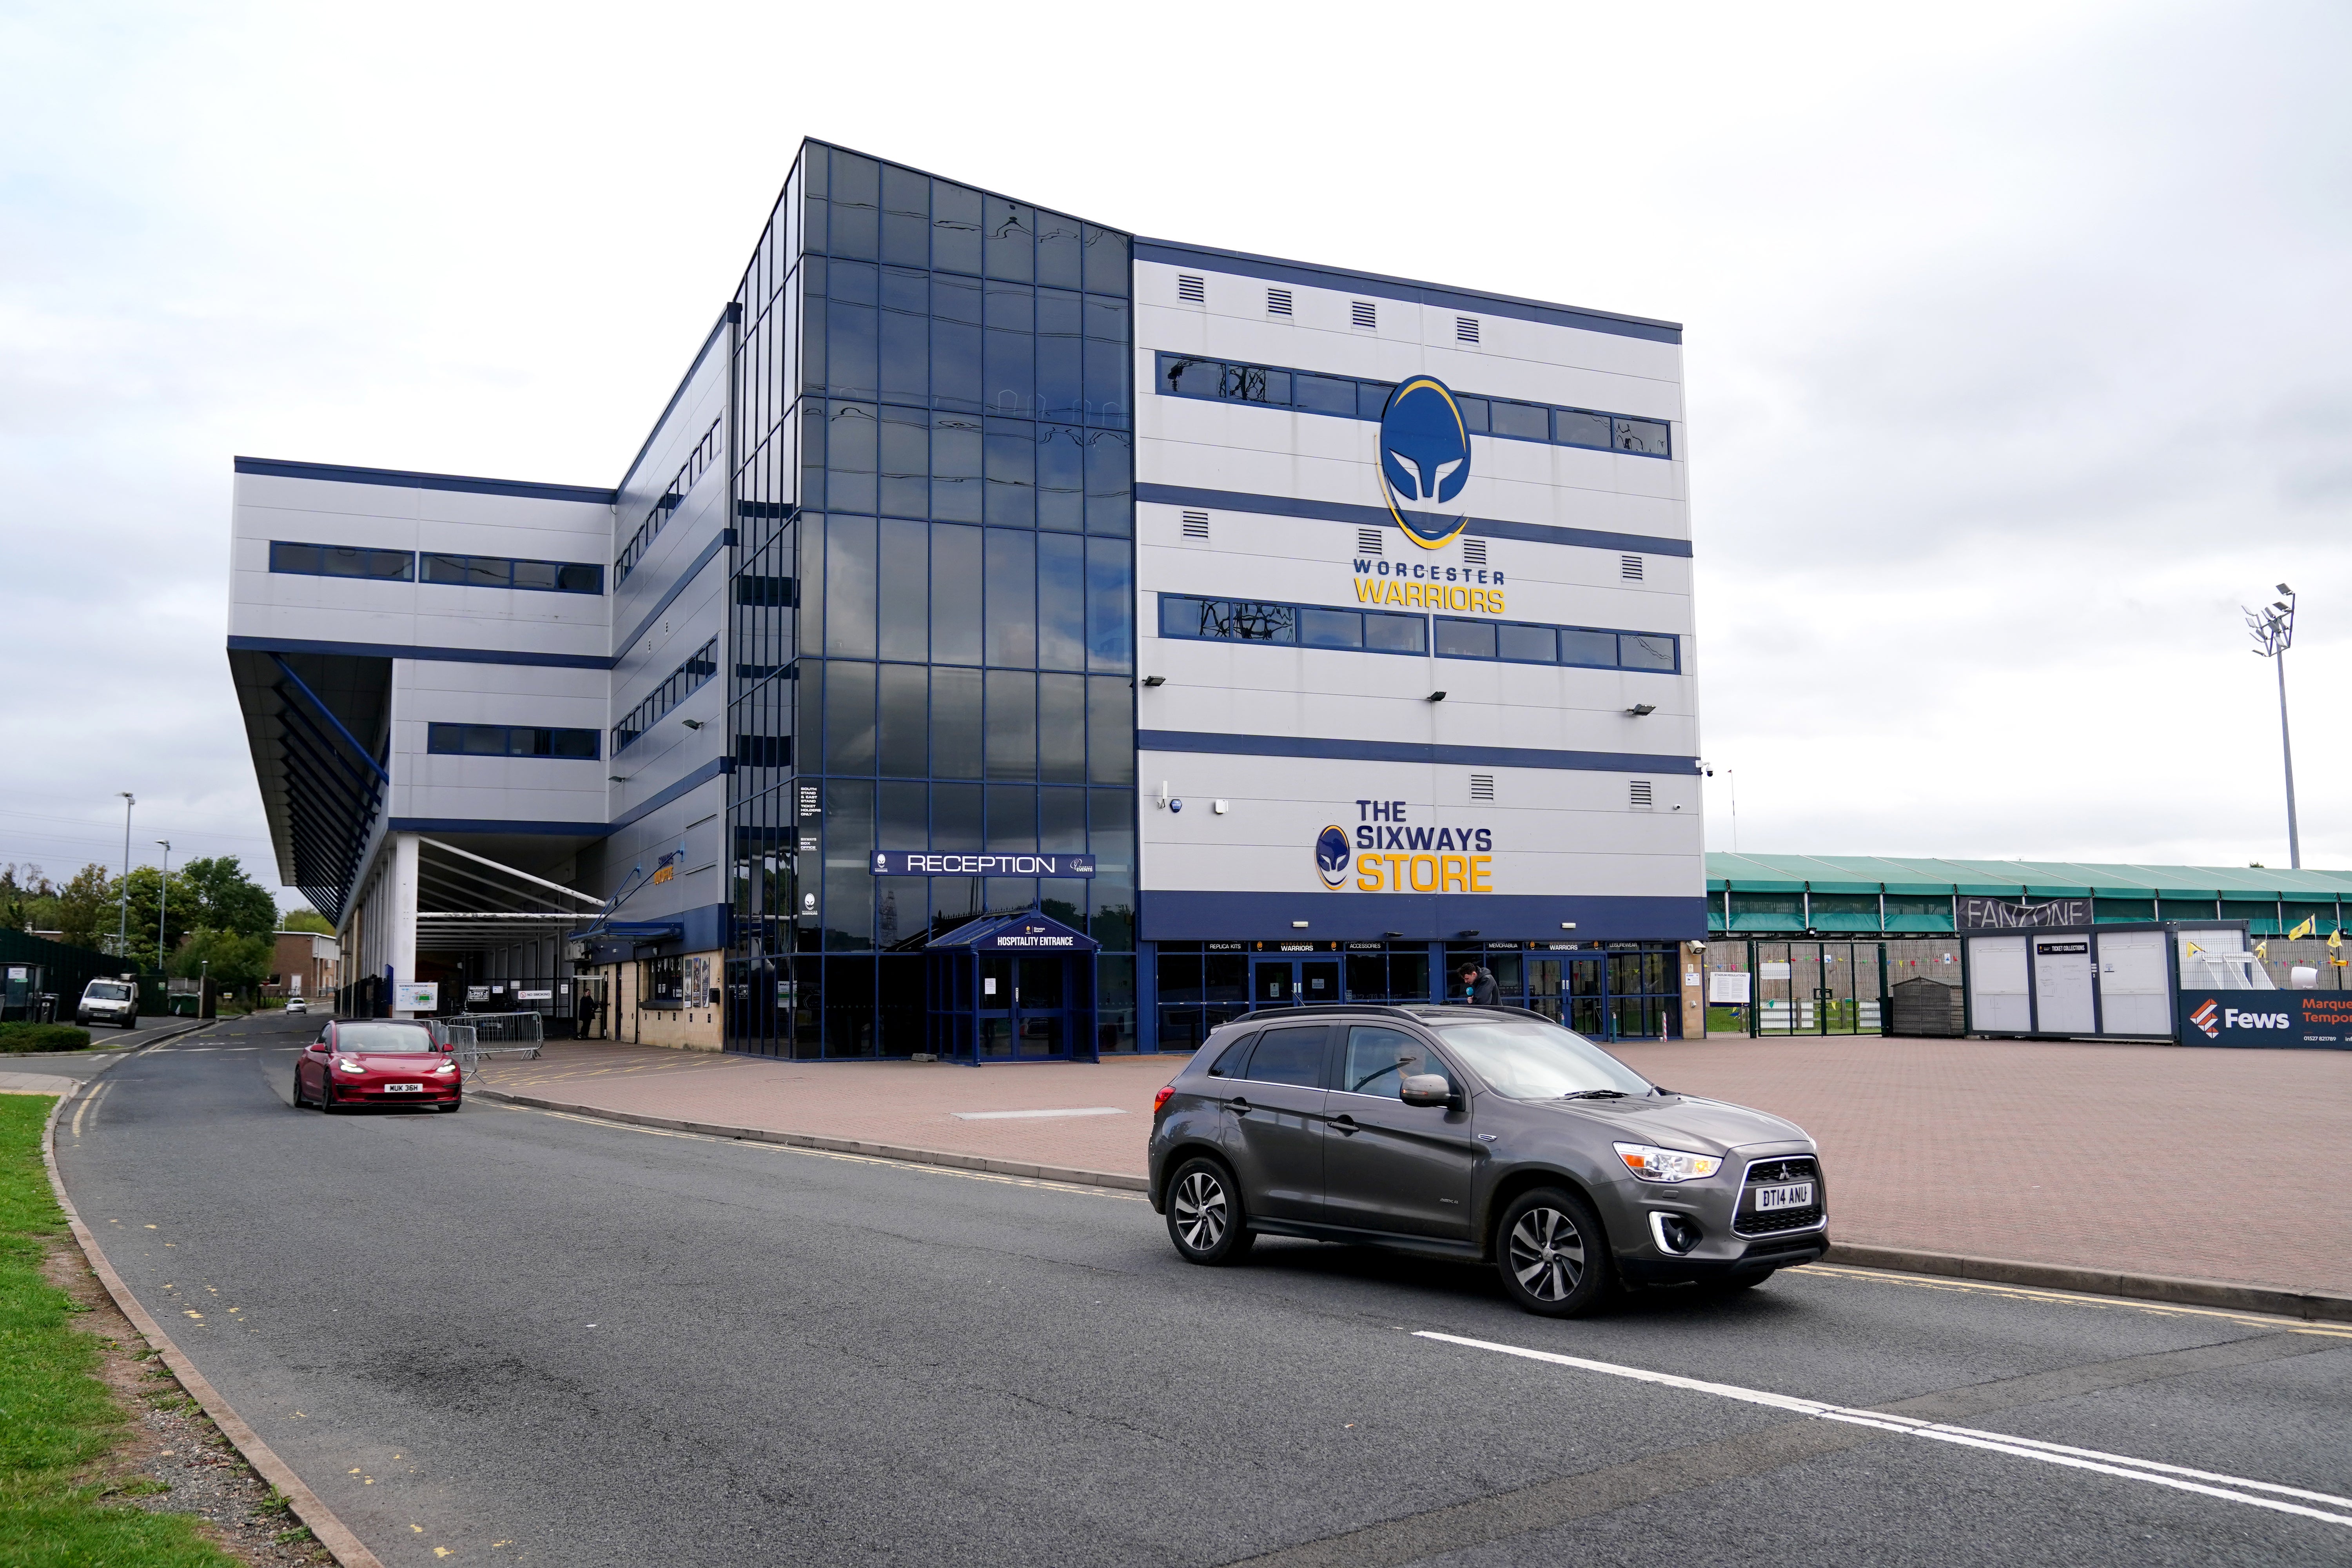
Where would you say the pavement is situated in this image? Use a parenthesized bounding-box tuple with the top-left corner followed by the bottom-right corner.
(469, 1032, 2352, 1301)
(50, 1011, 2352, 1567)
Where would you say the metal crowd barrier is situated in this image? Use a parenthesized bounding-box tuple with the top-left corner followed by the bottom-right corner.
(435, 1011, 544, 1078)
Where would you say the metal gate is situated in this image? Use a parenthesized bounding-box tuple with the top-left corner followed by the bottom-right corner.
(1749, 941, 1888, 1036)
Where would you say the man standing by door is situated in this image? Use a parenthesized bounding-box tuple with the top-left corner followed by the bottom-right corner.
(1459, 962, 1500, 1005)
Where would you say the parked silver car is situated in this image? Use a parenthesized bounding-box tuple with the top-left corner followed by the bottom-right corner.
(1149, 1004, 1828, 1316)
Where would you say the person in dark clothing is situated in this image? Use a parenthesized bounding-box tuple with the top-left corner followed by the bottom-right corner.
(1460, 963, 1501, 1005)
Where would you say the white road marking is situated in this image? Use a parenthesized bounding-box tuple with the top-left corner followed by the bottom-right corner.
(950, 1106, 1127, 1120)
(1415, 1331, 2352, 1530)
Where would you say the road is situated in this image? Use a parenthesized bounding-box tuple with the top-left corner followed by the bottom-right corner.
(54, 1011, 2352, 1566)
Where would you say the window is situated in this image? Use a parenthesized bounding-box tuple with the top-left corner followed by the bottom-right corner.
(1432, 616, 1679, 672)
(421, 554, 603, 594)
(1151, 352, 1670, 458)
(1207, 1030, 1258, 1076)
(1350, 301, 1377, 330)
(611, 637, 720, 754)
(1180, 510, 1210, 540)
(1470, 774, 1495, 802)
(268, 542, 414, 581)
(1244, 1025, 1327, 1086)
(615, 416, 723, 586)
(426, 724, 599, 760)
(1461, 538, 1486, 566)
(1355, 528, 1383, 556)
(1341, 1025, 1443, 1098)
(1630, 780, 1653, 810)
(1177, 274, 1205, 303)
(1159, 594, 1425, 655)
(1455, 316, 1480, 344)
(1267, 287, 1293, 316)
(1620, 555, 1644, 581)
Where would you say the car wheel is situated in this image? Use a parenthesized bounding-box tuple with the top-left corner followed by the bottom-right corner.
(291, 1071, 309, 1109)
(320, 1078, 341, 1114)
(1496, 1187, 1615, 1318)
(1165, 1156, 1254, 1266)
(439, 1098, 461, 1113)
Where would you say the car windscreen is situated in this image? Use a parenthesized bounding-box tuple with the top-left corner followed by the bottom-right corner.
(1427, 1017, 1652, 1099)
(83, 983, 131, 1001)
(334, 1023, 440, 1054)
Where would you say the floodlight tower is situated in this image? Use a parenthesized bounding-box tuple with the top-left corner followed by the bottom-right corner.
(2244, 584, 2300, 870)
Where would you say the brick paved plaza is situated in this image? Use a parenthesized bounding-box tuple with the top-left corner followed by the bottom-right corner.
(473, 1034, 2351, 1299)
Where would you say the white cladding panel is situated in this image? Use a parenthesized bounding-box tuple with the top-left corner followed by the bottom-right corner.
(1131, 254, 1699, 906)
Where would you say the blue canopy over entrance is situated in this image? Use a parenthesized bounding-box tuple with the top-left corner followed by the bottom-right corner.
(926, 911, 1100, 1063)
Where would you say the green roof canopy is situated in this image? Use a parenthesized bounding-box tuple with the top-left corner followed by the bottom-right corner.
(1705, 854, 2352, 902)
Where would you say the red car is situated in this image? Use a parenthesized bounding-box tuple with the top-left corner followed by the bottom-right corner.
(294, 1020, 463, 1113)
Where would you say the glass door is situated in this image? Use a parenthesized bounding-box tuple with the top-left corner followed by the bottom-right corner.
(978, 953, 1015, 1058)
(1252, 959, 1297, 1006)
(1566, 957, 1604, 1035)
(1527, 958, 1563, 1023)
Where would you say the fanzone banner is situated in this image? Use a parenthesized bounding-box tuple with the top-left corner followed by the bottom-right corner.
(1957, 897, 2091, 929)
(2178, 991, 2352, 1049)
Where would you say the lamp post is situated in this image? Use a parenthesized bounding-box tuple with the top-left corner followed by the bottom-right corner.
(154, 840, 171, 976)
(115, 793, 135, 959)
(2244, 584, 2300, 870)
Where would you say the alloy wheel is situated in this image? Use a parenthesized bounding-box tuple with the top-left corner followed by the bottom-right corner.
(1508, 1205, 1586, 1303)
(1172, 1169, 1228, 1252)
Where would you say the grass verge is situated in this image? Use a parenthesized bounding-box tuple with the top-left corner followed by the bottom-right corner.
(0, 1093, 241, 1566)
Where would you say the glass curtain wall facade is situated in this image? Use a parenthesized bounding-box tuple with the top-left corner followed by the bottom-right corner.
(726, 142, 1138, 1059)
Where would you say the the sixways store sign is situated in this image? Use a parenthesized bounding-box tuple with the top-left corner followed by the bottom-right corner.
(1317, 800, 1495, 895)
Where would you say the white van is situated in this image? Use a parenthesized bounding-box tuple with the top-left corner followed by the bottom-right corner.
(77, 979, 138, 1029)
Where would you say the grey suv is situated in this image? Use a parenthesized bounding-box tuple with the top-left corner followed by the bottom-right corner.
(1148, 1004, 1828, 1316)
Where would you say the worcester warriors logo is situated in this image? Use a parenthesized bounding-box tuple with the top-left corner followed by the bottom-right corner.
(1379, 376, 1473, 548)
(1315, 825, 1353, 889)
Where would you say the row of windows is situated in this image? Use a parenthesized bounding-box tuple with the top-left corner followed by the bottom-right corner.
(616, 417, 723, 587)
(268, 542, 604, 593)
(425, 724, 600, 760)
(769, 661, 1138, 786)
(804, 271, 1132, 429)
(612, 638, 718, 755)
(793, 514, 1134, 674)
(798, 400, 1133, 533)
(1153, 352, 1672, 459)
(799, 143, 1131, 296)
(1158, 595, 1429, 655)
(1155, 594, 1681, 672)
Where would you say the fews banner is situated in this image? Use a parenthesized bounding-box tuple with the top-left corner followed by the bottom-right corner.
(2177, 992, 2352, 1049)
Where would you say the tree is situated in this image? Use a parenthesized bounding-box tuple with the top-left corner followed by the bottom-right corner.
(171, 927, 274, 1007)
(0, 864, 49, 932)
(53, 864, 113, 951)
(280, 907, 335, 935)
(117, 866, 197, 973)
(178, 857, 277, 939)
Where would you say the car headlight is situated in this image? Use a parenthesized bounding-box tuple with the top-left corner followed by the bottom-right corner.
(335, 1059, 363, 1074)
(1614, 1142, 1723, 1183)
(433, 1061, 457, 1074)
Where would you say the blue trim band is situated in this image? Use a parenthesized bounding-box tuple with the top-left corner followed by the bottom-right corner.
(1134, 483, 1692, 559)
(1133, 240, 1682, 346)
(1138, 730, 1700, 775)
(609, 756, 732, 834)
(386, 818, 612, 837)
(615, 530, 735, 657)
(233, 457, 614, 505)
(227, 636, 611, 671)
(1139, 890, 1707, 943)
(618, 307, 738, 494)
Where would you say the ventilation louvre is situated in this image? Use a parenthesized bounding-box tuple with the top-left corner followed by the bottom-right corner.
(1356, 528, 1383, 556)
(1267, 287, 1293, 316)
(1470, 773, 1495, 802)
(1630, 780, 1654, 810)
(1177, 274, 1205, 304)
(1180, 510, 1210, 540)
(1456, 316, 1481, 344)
(1351, 300, 1377, 330)
(1462, 539, 1487, 566)
(1621, 554, 1644, 581)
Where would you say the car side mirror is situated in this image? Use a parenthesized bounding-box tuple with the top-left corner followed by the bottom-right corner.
(307, 1042, 327, 1054)
(1400, 1074, 1454, 1108)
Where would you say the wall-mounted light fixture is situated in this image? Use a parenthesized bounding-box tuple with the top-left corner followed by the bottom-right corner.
(1626, 703, 1656, 716)
(1561, 921, 1577, 931)
(681, 719, 705, 730)
(1428, 690, 1448, 702)
(1291, 920, 1310, 929)
(1141, 675, 1166, 687)
(607, 775, 628, 783)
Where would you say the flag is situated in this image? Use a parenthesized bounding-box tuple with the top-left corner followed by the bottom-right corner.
(2254, 940, 2269, 962)
(2288, 915, 2317, 941)
(2330, 927, 2343, 951)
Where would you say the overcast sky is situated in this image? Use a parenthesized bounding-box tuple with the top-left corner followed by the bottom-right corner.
(4, 0, 2347, 911)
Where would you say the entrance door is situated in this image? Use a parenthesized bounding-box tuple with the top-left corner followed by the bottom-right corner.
(1566, 958, 1604, 1035)
(977, 954, 1076, 1060)
(1252, 958, 1340, 1008)
(1526, 958, 1564, 1023)
(1750, 941, 1887, 1036)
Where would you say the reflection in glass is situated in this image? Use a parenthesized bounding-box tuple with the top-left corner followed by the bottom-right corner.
(985, 670, 1034, 779)
(1039, 674, 1086, 782)
(825, 660, 876, 771)
(878, 664, 926, 777)
(877, 518, 927, 660)
(985, 530, 1035, 666)
(929, 667, 983, 779)
(929, 524, 983, 664)
(1036, 534, 1086, 671)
